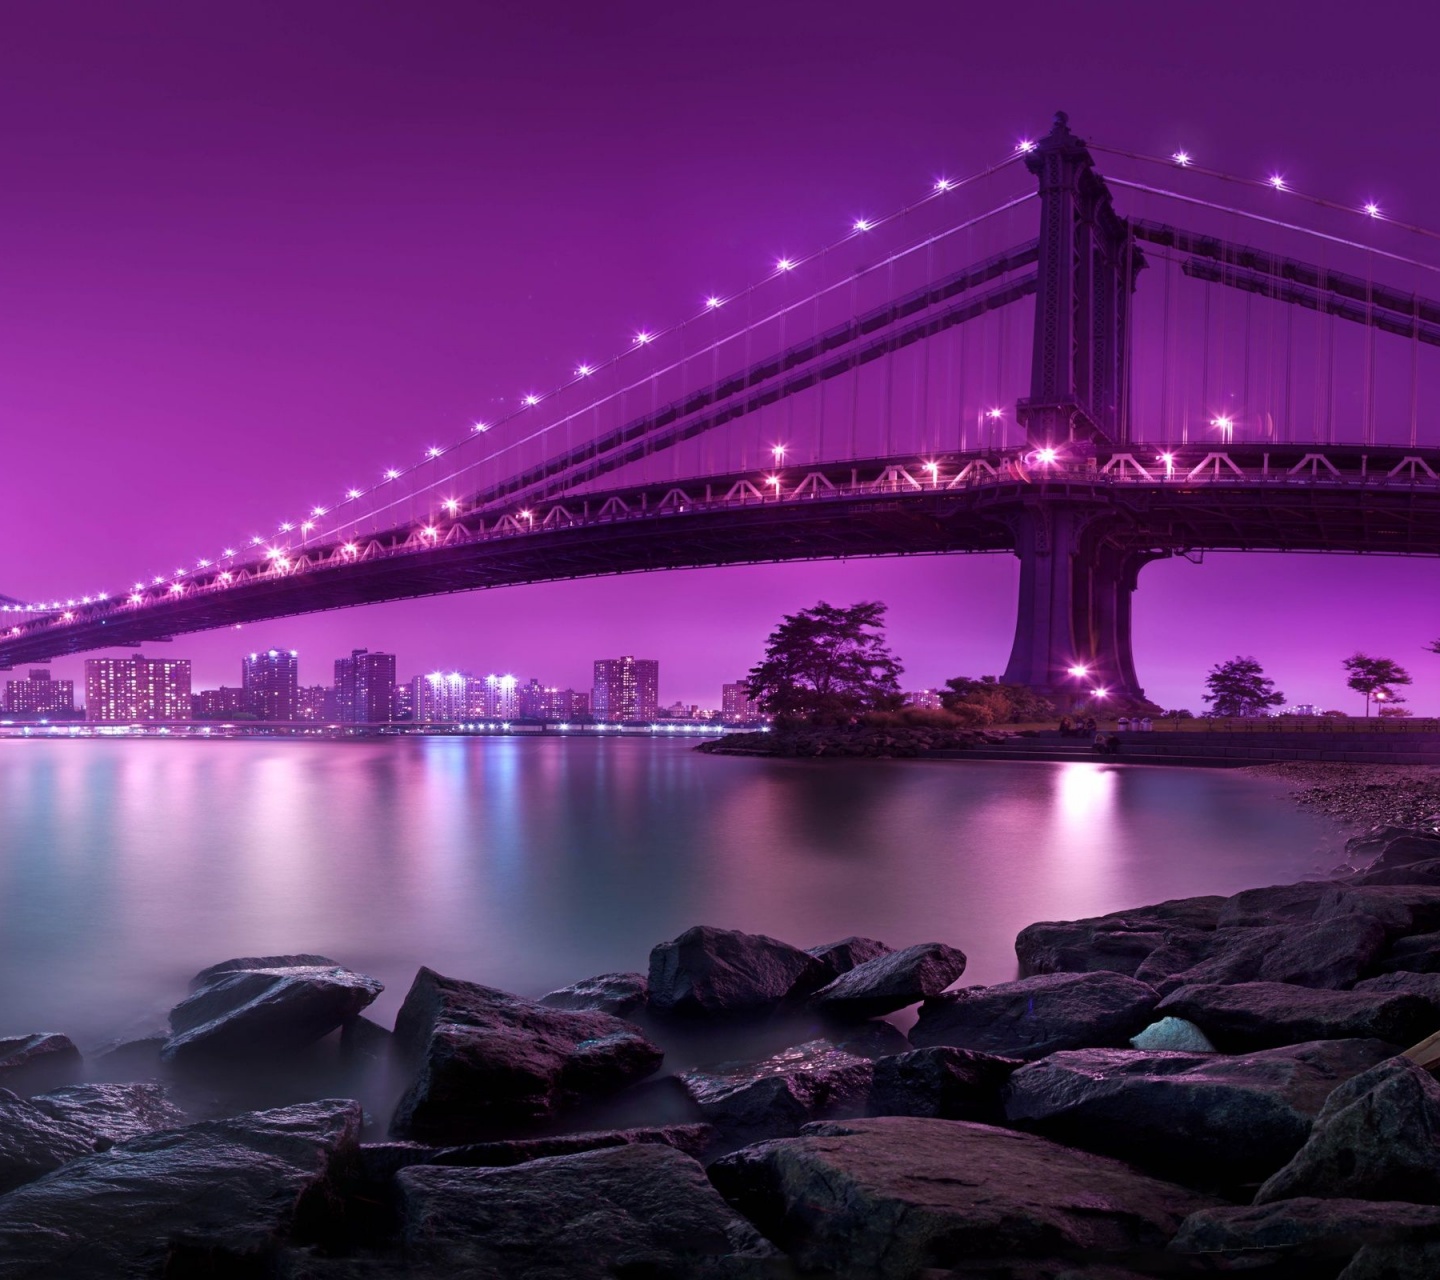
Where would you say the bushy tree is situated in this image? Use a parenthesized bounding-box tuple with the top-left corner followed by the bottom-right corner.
(746, 601, 904, 723)
(1202, 656, 1285, 718)
(941, 675, 1054, 725)
(1342, 653, 1413, 718)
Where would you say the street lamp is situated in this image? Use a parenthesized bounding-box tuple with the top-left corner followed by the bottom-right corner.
(1067, 664, 1089, 679)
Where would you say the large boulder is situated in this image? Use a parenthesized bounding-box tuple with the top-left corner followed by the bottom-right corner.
(1004, 1039, 1401, 1187)
(1313, 884, 1440, 938)
(1374, 930, 1440, 974)
(1134, 914, 1390, 994)
(0, 1100, 361, 1278)
(0, 1034, 80, 1096)
(1363, 834, 1440, 872)
(709, 1116, 1217, 1279)
(1341, 1241, 1440, 1278)
(806, 936, 892, 978)
(1353, 860, 1440, 888)
(1014, 895, 1224, 978)
(538, 971, 647, 1018)
(1170, 1197, 1440, 1268)
(1217, 883, 1338, 928)
(0, 1083, 188, 1194)
(163, 955, 383, 1064)
(1257, 1055, 1440, 1205)
(810, 942, 967, 1020)
(1353, 970, 1440, 1017)
(909, 971, 1158, 1060)
(647, 925, 829, 1018)
(679, 1039, 872, 1145)
(1155, 982, 1438, 1051)
(389, 967, 663, 1142)
(867, 1047, 1021, 1122)
(397, 1143, 783, 1278)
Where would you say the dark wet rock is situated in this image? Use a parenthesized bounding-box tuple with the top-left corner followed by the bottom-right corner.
(1129, 1016, 1216, 1051)
(397, 1142, 783, 1278)
(1154, 981, 1437, 1051)
(389, 967, 663, 1142)
(0, 1099, 361, 1278)
(647, 925, 829, 1018)
(805, 936, 892, 978)
(0, 1034, 81, 1096)
(0, 1083, 188, 1194)
(1004, 1038, 1401, 1187)
(539, 970, 648, 1017)
(1353, 859, 1440, 888)
(1217, 882, 1336, 928)
(1374, 930, 1440, 974)
(1341, 1241, 1440, 1278)
(338, 1014, 392, 1067)
(1353, 970, 1440, 1018)
(1014, 895, 1224, 978)
(1135, 914, 1390, 994)
(829, 1020, 911, 1059)
(910, 971, 1159, 1060)
(1257, 1055, 1440, 1205)
(868, 1046, 1021, 1122)
(1170, 1197, 1440, 1265)
(709, 1115, 1217, 1279)
(1312, 884, 1440, 938)
(1364, 833, 1440, 871)
(679, 1039, 872, 1144)
(1347, 826, 1439, 864)
(164, 955, 384, 1064)
(89, 1035, 166, 1080)
(810, 941, 966, 1020)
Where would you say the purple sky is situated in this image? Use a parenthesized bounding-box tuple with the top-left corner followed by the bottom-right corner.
(3, 1, 1439, 713)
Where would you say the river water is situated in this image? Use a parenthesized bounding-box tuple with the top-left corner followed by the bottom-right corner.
(0, 737, 1341, 1047)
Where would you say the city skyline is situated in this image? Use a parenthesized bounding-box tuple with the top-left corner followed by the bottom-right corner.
(4, 4, 1440, 712)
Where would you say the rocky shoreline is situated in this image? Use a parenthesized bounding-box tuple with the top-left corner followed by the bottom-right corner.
(4, 831, 1440, 1277)
(1246, 760, 1440, 834)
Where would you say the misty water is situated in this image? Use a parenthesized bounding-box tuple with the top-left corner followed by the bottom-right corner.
(0, 736, 1342, 1054)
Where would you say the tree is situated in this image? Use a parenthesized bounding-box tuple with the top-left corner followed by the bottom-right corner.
(1342, 653, 1413, 718)
(941, 675, 1054, 724)
(746, 601, 904, 723)
(1201, 656, 1285, 718)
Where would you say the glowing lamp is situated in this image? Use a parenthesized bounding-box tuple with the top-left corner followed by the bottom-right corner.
(1172, 150, 1191, 166)
(522, 395, 539, 406)
(986, 408, 1004, 421)
(705, 296, 722, 309)
(934, 178, 953, 192)
(1268, 174, 1286, 190)
(1017, 139, 1036, 154)
(1037, 447, 1058, 464)
(1067, 665, 1089, 678)
(775, 258, 794, 272)
(385, 468, 401, 480)
(1364, 202, 1381, 217)
(633, 331, 652, 345)
(427, 446, 443, 457)
(853, 218, 872, 232)
(1092, 687, 1109, 699)
(576, 364, 592, 376)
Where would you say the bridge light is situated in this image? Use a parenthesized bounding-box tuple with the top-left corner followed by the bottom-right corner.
(153, 576, 164, 585)
(1016, 139, 1036, 154)
(219, 571, 233, 583)
(1211, 414, 1234, 438)
(279, 522, 294, 533)
(1268, 174, 1286, 190)
(775, 258, 794, 272)
(427, 446, 443, 457)
(522, 395, 540, 406)
(265, 547, 284, 559)
(633, 331, 652, 345)
(384, 468, 401, 480)
(765, 474, 781, 488)
(852, 218, 872, 232)
(1092, 687, 1109, 699)
(250, 535, 264, 545)
(62, 611, 73, 621)
(934, 178, 953, 192)
(705, 296, 722, 309)
(1363, 201, 1381, 217)
(128, 594, 143, 605)
(169, 582, 184, 594)
(519, 509, 533, 521)
(301, 520, 316, 532)
(472, 422, 489, 433)
(1036, 447, 1058, 464)
(311, 505, 327, 516)
(342, 542, 358, 556)
(346, 488, 362, 500)
(223, 547, 236, 556)
(1172, 150, 1191, 167)
(442, 498, 459, 513)
(97, 591, 107, 600)
(986, 407, 1005, 420)
(198, 558, 210, 568)
(1068, 664, 1089, 678)
(772, 444, 787, 461)
(575, 364, 592, 376)
(421, 525, 438, 538)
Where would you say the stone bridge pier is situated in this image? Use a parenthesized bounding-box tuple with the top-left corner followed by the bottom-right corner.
(1000, 501, 1166, 707)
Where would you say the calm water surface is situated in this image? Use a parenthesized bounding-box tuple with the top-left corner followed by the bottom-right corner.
(0, 737, 1341, 1045)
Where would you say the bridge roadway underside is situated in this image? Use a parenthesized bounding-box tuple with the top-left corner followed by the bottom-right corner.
(7, 466, 1440, 700)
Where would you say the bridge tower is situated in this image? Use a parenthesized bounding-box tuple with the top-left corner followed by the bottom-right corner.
(1003, 113, 1157, 706)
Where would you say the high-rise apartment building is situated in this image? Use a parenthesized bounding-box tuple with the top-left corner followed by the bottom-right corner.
(296, 685, 335, 721)
(721, 680, 762, 723)
(191, 686, 247, 719)
(517, 678, 545, 720)
(592, 656, 659, 723)
(539, 687, 589, 720)
(483, 674, 519, 719)
(4, 669, 75, 716)
(412, 671, 471, 722)
(334, 649, 396, 723)
(85, 657, 192, 722)
(243, 649, 299, 721)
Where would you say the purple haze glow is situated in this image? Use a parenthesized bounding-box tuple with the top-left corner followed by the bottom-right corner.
(3, 1, 1439, 713)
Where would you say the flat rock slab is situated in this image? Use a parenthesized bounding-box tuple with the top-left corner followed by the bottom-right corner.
(680, 1039, 872, 1144)
(1015, 895, 1224, 978)
(164, 954, 383, 1064)
(867, 1047, 1021, 1122)
(0, 1099, 361, 1279)
(811, 942, 966, 1019)
(806, 936, 892, 978)
(1156, 981, 1438, 1051)
(1257, 1055, 1440, 1205)
(397, 1142, 782, 1279)
(389, 967, 663, 1142)
(1375, 930, 1440, 974)
(1003, 1038, 1401, 1187)
(709, 1115, 1218, 1280)
(538, 971, 647, 1017)
(1171, 1196, 1440, 1264)
(910, 971, 1159, 1060)
(0, 1034, 80, 1096)
(648, 925, 829, 1018)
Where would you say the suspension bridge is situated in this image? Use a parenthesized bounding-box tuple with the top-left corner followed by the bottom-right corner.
(6, 112, 1440, 703)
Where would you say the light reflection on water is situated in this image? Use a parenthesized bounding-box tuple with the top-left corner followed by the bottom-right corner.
(0, 738, 1339, 1045)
